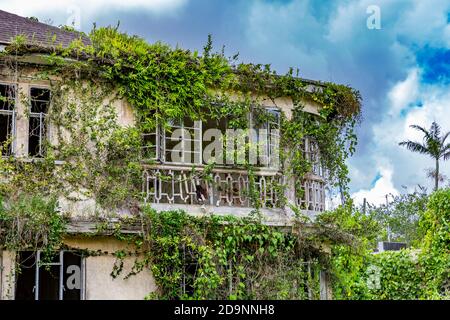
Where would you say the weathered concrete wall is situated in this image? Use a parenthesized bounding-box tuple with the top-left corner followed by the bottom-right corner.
(0, 250, 16, 300)
(0, 237, 157, 300)
(63, 237, 157, 300)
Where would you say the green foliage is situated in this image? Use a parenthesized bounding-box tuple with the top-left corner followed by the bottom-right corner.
(140, 208, 322, 300)
(316, 204, 380, 299)
(327, 189, 450, 300)
(370, 190, 428, 245)
(367, 250, 422, 299)
(0, 195, 66, 256)
(0, 26, 364, 300)
(420, 188, 450, 253)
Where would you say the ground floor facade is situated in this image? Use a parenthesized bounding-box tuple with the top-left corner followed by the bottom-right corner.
(0, 237, 156, 300)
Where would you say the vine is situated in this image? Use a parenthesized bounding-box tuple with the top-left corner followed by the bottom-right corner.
(0, 25, 362, 299)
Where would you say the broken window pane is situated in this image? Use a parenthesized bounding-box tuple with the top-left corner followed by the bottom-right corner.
(15, 250, 83, 300)
(0, 83, 15, 155)
(29, 88, 50, 157)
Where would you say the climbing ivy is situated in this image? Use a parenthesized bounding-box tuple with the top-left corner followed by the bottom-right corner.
(134, 208, 323, 300)
(0, 25, 363, 299)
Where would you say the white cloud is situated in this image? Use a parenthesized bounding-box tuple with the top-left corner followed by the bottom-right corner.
(392, 0, 450, 48)
(352, 166, 400, 206)
(387, 68, 419, 116)
(358, 74, 450, 199)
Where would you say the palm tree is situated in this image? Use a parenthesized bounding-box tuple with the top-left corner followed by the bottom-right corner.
(399, 121, 450, 191)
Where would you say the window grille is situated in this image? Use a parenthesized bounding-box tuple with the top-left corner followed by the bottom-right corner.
(0, 83, 16, 156)
(15, 250, 84, 300)
(29, 87, 50, 157)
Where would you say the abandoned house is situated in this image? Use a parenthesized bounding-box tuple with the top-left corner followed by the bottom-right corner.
(0, 10, 358, 300)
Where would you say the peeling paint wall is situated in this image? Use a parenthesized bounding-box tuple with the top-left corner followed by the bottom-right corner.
(0, 250, 16, 300)
(63, 237, 157, 300)
(0, 237, 157, 300)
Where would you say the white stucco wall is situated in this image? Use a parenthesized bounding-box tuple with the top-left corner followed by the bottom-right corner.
(0, 250, 16, 300)
(63, 237, 157, 300)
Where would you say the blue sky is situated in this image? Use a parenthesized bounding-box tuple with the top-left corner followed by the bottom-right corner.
(2, 0, 450, 204)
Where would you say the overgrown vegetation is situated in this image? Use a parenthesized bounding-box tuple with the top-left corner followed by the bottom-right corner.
(3, 24, 446, 301)
(327, 189, 449, 300)
(369, 188, 428, 245)
(132, 209, 323, 300)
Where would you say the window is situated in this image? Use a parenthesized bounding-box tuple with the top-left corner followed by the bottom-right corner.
(302, 137, 323, 177)
(0, 83, 16, 156)
(203, 117, 227, 165)
(29, 87, 50, 157)
(266, 108, 281, 168)
(142, 118, 202, 164)
(141, 109, 280, 168)
(15, 251, 84, 300)
(142, 122, 163, 161)
(251, 108, 281, 168)
(163, 118, 202, 164)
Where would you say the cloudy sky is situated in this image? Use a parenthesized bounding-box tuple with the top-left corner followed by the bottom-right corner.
(2, 0, 450, 205)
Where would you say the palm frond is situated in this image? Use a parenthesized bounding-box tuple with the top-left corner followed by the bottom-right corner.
(430, 121, 441, 140)
(409, 124, 431, 140)
(398, 140, 431, 155)
(443, 150, 450, 161)
(441, 131, 450, 145)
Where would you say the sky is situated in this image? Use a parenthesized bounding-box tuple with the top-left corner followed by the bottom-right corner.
(1, 0, 450, 205)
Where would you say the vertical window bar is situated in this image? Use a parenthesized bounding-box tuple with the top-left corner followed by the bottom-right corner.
(34, 251, 40, 300)
(59, 251, 64, 300)
(181, 122, 185, 163)
(197, 121, 202, 164)
(155, 123, 160, 160)
(81, 256, 86, 300)
(39, 113, 43, 157)
(11, 109, 15, 154)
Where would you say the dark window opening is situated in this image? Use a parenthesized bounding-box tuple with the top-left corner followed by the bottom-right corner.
(15, 251, 83, 300)
(202, 117, 227, 164)
(29, 88, 50, 157)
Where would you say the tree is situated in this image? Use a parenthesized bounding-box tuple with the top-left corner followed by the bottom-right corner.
(368, 188, 428, 245)
(399, 122, 450, 191)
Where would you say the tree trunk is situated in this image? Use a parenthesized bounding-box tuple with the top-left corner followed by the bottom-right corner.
(435, 158, 439, 191)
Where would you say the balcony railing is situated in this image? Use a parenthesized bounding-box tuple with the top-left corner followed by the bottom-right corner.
(143, 165, 284, 209)
(143, 165, 326, 213)
(296, 178, 326, 212)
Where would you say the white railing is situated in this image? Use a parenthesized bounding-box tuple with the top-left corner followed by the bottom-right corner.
(143, 165, 326, 213)
(296, 178, 326, 212)
(143, 165, 284, 208)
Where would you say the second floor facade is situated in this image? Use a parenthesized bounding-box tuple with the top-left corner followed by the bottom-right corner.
(0, 68, 327, 223)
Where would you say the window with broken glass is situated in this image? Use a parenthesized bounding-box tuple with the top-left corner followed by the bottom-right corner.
(15, 250, 84, 300)
(0, 83, 16, 156)
(28, 87, 50, 157)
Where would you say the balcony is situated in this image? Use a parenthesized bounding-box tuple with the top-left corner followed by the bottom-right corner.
(140, 118, 326, 220)
(143, 165, 283, 207)
(142, 164, 326, 220)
